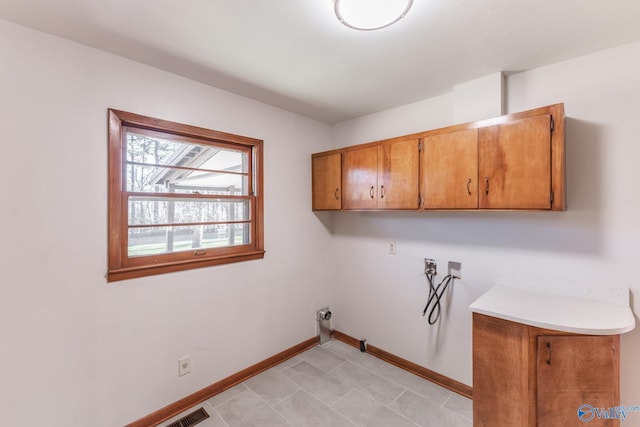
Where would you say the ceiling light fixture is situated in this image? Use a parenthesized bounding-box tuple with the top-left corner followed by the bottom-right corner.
(334, 0, 414, 31)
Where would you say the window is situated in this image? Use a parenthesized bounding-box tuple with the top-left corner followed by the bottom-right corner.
(108, 109, 264, 281)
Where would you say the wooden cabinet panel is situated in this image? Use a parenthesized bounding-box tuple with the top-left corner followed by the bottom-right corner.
(378, 138, 420, 209)
(342, 138, 419, 210)
(422, 129, 478, 209)
(312, 153, 341, 210)
(342, 145, 378, 209)
(473, 313, 621, 427)
(537, 335, 620, 427)
(473, 313, 534, 427)
(479, 114, 552, 209)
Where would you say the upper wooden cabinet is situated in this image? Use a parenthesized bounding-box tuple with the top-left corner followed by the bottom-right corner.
(422, 129, 479, 209)
(478, 114, 553, 209)
(342, 145, 378, 209)
(342, 138, 420, 210)
(378, 138, 420, 209)
(421, 105, 563, 210)
(312, 152, 342, 210)
(312, 103, 565, 212)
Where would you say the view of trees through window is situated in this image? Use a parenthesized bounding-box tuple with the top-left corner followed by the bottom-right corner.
(125, 130, 251, 257)
(108, 109, 264, 281)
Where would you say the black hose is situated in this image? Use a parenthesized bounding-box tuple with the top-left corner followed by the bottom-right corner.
(422, 273, 454, 325)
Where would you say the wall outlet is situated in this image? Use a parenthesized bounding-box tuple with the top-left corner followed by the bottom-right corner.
(448, 261, 462, 279)
(178, 356, 192, 377)
(389, 241, 397, 254)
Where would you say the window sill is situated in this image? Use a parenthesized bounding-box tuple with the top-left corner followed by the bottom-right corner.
(107, 250, 265, 282)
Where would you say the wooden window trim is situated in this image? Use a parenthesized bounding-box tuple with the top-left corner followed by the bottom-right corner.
(107, 109, 264, 282)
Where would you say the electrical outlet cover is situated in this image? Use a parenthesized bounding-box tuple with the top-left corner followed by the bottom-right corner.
(448, 261, 462, 278)
(178, 356, 192, 377)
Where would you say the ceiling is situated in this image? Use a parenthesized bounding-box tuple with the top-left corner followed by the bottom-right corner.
(2, 0, 640, 123)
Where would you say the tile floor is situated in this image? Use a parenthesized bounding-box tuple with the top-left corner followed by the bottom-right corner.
(159, 340, 472, 427)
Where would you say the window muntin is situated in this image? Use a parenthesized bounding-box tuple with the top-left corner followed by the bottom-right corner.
(108, 109, 264, 281)
(127, 198, 250, 226)
(126, 163, 249, 195)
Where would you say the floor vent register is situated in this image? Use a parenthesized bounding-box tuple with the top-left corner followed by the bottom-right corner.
(166, 407, 210, 427)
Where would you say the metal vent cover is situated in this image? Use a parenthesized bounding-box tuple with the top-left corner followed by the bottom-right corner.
(166, 407, 209, 427)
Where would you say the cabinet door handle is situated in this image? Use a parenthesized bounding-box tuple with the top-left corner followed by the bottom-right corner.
(466, 178, 472, 196)
(546, 342, 552, 365)
(334, 188, 339, 200)
(369, 186, 375, 199)
(380, 185, 385, 199)
(484, 178, 490, 195)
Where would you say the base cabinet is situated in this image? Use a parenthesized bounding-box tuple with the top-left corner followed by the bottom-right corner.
(473, 313, 534, 426)
(537, 335, 620, 427)
(473, 313, 620, 427)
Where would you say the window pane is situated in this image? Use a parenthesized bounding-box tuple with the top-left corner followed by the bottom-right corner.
(126, 131, 248, 173)
(128, 224, 251, 257)
(128, 197, 250, 225)
(125, 130, 250, 195)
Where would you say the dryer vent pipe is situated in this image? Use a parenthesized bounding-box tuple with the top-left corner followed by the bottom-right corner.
(317, 307, 332, 345)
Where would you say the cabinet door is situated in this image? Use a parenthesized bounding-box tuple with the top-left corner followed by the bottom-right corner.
(342, 145, 378, 209)
(537, 335, 620, 427)
(479, 114, 552, 209)
(312, 153, 342, 210)
(473, 313, 535, 427)
(422, 129, 478, 209)
(378, 138, 420, 209)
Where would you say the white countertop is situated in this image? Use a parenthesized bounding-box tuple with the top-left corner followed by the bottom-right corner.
(469, 285, 635, 335)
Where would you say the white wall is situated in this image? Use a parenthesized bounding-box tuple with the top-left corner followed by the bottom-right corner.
(452, 72, 505, 123)
(329, 39, 640, 415)
(0, 20, 335, 426)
